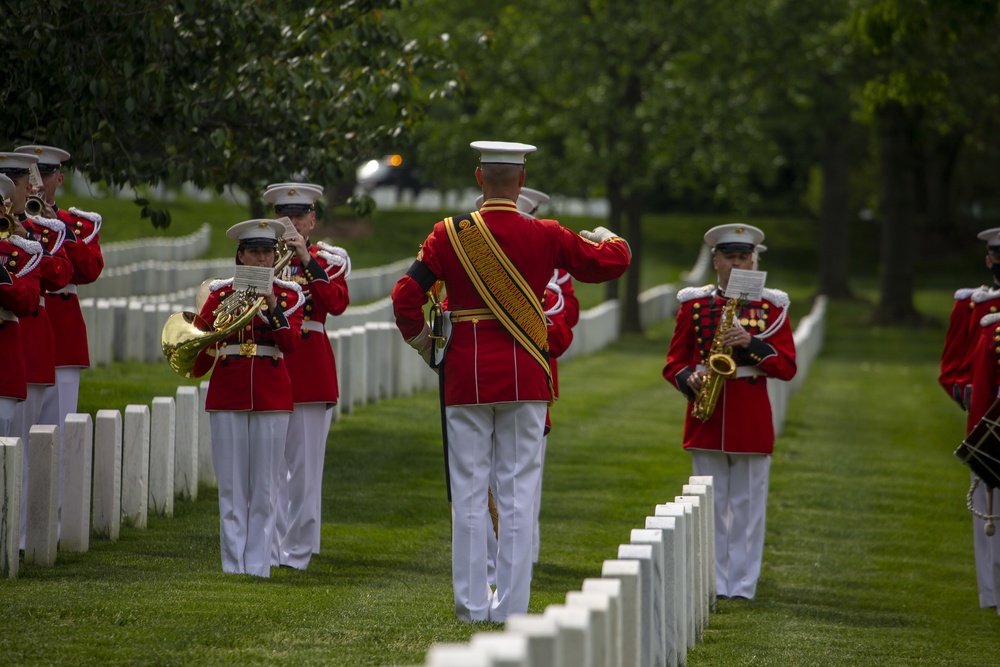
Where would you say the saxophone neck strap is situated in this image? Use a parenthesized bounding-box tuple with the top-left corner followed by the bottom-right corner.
(444, 212, 553, 402)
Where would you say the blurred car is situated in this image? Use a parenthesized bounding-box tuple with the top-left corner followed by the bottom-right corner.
(355, 153, 424, 198)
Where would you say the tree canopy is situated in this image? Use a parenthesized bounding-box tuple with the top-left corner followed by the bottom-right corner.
(1, 0, 449, 225)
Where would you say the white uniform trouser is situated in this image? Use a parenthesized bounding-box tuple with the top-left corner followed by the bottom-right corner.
(210, 411, 288, 578)
(447, 401, 546, 623)
(273, 403, 332, 569)
(38, 367, 82, 536)
(14, 383, 47, 549)
(692, 450, 771, 599)
(971, 473, 999, 609)
(487, 432, 547, 584)
(0, 397, 16, 438)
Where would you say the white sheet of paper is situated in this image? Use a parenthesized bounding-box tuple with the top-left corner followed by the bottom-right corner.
(724, 268, 766, 301)
(233, 265, 274, 293)
(274, 216, 298, 241)
(28, 164, 43, 188)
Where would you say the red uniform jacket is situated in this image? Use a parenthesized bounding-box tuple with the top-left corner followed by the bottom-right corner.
(942, 286, 1000, 419)
(0, 236, 44, 401)
(20, 216, 73, 385)
(392, 199, 631, 406)
(967, 312, 1000, 433)
(663, 285, 797, 455)
(45, 206, 105, 367)
(282, 242, 350, 406)
(194, 277, 305, 412)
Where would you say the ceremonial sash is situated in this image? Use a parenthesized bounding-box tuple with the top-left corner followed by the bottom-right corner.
(444, 212, 553, 401)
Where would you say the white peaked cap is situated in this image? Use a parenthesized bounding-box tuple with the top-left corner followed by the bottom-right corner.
(14, 145, 71, 166)
(977, 227, 1000, 247)
(262, 182, 324, 208)
(517, 187, 550, 216)
(226, 219, 284, 243)
(470, 140, 537, 164)
(0, 174, 14, 199)
(704, 223, 765, 251)
(0, 152, 41, 174)
(755, 243, 767, 254)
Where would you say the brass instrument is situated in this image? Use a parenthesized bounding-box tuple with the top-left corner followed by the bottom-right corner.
(24, 194, 47, 217)
(691, 296, 739, 422)
(161, 240, 294, 378)
(1, 201, 15, 239)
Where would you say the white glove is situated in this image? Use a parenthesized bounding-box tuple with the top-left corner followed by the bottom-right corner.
(406, 323, 437, 371)
(579, 226, 618, 243)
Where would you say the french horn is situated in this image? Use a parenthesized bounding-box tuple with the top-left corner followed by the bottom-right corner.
(161, 240, 294, 378)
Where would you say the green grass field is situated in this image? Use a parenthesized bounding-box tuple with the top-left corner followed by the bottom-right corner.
(1, 294, 994, 666)
(3, 186, 996, 664)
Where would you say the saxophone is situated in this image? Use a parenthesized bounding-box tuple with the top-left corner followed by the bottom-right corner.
(691, 297, 739, 422)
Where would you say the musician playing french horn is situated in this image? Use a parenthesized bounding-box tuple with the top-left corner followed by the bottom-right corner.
(663, 223, 796, 601)
(193, 219, 305, 578)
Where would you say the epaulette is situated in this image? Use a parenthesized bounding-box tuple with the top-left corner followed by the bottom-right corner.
(266, 278, 305, 320)
(955, 286, 983, 301)
(27, 215, 68, 253)
(982, 312, 1000, 328)
(677, 284, 715, 303)
(273, 277, 303, 293)
(315, 241, 350, 277)
(761, 287, 790, 309)
(208, 278, 234, 292)
(970, 287, 1000, 304)
(68, 207, 102, 243)
(6, 235, 43, 256)
(6, 236, 44, 277)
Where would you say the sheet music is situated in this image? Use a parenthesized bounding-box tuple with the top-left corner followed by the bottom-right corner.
(233, 265, 274, 293)
(274, 216, 298, 241)
(28, 164, 43, 188)
(724, 268, 766, 301)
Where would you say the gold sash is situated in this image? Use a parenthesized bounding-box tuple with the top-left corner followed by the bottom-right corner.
(444, 212, 553, 401)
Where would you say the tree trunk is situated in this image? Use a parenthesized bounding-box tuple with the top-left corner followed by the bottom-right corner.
(923, 129, 964, 246)
(817, 117, 855, 299)
(622, 197, 643, 333)
(604, 168, 624, 303)
(873, 101, 923, 325)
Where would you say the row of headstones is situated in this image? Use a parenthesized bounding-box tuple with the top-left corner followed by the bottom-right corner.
(366, 185, 613, 218)
(404, 477, 717, 667)
(100, 223, 212, 269)
(78, 254, 412, 301)
(0, 383, 214, 578)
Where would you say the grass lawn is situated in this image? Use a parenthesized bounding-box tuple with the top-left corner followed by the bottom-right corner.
(2, 289, 995, 665)
(5, 186, 996, 663)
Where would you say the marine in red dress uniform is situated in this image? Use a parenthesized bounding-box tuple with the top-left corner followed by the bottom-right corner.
(662, 224, 796, 600)
(262, 182, 351, 570)
(392, 141, 631, 622)
(0, 150, 74, 548)
(0, 173, 43, 437)
(16, 146, 106, 532)
(12, 147, 105, 425)
(194, 219, 305, 578)
(950, 227, 1000, 611)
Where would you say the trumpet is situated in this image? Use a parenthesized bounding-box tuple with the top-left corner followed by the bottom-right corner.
(24, 194, 47, 217)
(1, 201, 15, 239)
(161, 240, 294, 378)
